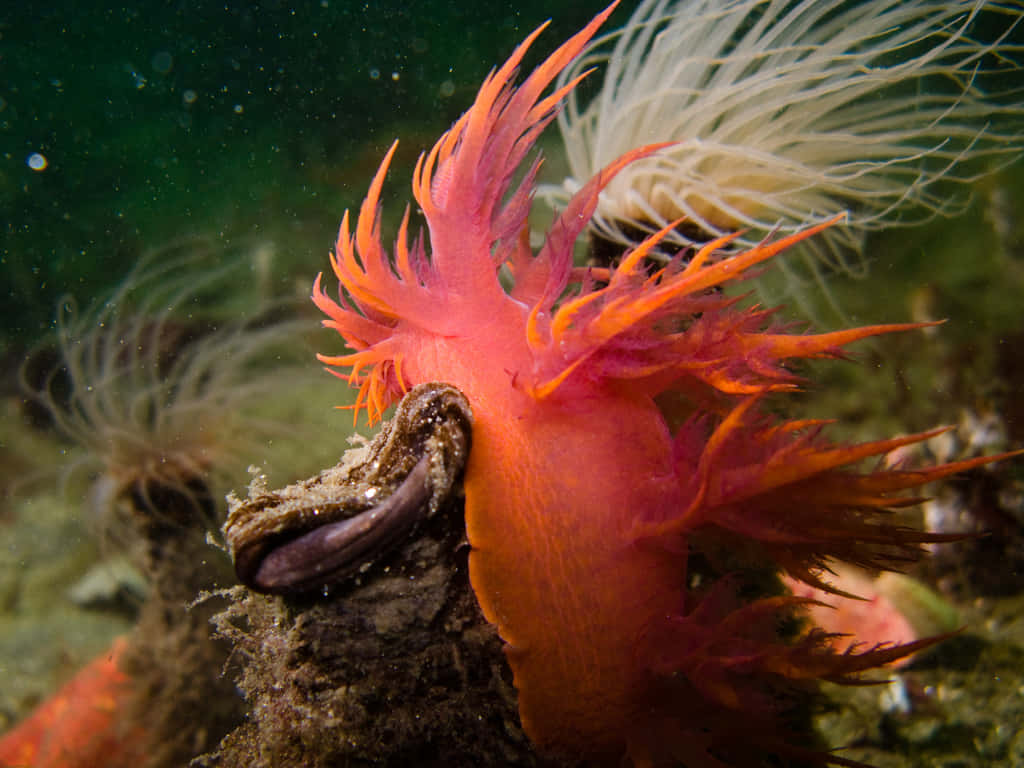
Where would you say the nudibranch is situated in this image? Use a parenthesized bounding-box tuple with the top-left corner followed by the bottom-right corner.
(310, 5, 1014, 766)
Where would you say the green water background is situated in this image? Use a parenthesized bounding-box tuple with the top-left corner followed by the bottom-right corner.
(1, 1, 633, 357)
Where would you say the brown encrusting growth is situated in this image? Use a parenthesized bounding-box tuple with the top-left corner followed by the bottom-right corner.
(918, 407, 1024, 598)
(119, 504, 245, 768)
(209, 491, 539, 765)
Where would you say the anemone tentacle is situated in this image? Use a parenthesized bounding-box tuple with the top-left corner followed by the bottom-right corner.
(540, 0, 1024, 313)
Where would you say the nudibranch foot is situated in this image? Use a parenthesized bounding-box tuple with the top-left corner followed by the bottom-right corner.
(226, 382, 472, 595)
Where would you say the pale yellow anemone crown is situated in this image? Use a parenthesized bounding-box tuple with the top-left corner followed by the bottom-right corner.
(542, 0, 1023, 277)
(21, 239, 306, 535)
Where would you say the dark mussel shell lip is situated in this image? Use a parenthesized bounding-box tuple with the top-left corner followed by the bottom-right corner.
(237, 455, 432, 594)
(226, 383, 472, 596)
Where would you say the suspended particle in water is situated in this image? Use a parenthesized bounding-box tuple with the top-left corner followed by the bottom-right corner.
(27, 153, 48, 171)
(152, 51, 174, 74)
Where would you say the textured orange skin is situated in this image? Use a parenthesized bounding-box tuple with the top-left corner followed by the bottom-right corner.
(421, 334, 682, 754)
(311, 6, 1019, 766)
(0, 637, 143, 768)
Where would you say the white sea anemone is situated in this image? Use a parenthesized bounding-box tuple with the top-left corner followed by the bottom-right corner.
(541, 0, 1023, 299)
(21, 238, 310, 537)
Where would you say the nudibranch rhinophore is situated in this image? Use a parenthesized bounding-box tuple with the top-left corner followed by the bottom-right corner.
(306, 4, 1016, 766)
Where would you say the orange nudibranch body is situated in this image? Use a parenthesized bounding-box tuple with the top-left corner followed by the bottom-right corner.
(313, 5, 1008, 765)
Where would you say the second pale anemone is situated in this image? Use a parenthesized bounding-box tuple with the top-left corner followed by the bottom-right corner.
(21, 238, 309, 541)
(542, 0, 1023, 296)
(15, 239, 314, 768)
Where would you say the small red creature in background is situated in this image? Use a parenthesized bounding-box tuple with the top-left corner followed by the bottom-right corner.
(0, 637, 144, 768)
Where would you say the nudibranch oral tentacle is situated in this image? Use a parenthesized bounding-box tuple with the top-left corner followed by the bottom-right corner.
(226, 383, 471, 596)
(312, 4, 1019, 766)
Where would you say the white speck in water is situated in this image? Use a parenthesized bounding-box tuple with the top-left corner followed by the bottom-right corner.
(27, 153, 48, 171)
(365, 487, 378, 499)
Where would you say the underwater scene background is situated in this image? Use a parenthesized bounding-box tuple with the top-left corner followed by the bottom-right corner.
(2, 1, 1024, 766)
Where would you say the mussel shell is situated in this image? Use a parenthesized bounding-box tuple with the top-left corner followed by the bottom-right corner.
(225, 382, 472, 595)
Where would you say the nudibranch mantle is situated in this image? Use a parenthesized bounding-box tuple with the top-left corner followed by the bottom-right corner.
(312, 4, 1006, 765)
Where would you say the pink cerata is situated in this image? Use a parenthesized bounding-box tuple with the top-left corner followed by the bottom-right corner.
(312, 4, 1008, 766)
